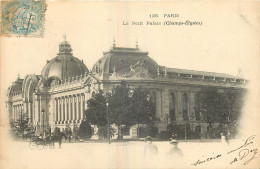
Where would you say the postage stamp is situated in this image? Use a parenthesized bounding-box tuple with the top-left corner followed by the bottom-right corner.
(1, 0, 46, 37)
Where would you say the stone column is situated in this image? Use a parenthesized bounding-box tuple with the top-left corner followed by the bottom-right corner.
(65, 97, 68, 123)
(81, 94, 85, 120)
(68, 96, 71, 122)
(57, 98, 60, 122)
(49, 97, 54, 130)
(23, 102, 28, 118)
(77, 95, 80, 121)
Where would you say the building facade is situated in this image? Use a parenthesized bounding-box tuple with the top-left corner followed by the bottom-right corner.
(6, 37, 247, 138)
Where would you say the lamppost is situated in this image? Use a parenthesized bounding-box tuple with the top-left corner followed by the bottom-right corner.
(106, 99, 111, 144)
(41, 108, 45, 134)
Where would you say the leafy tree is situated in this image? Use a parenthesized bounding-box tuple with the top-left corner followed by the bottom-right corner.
(97, 126, 116, 140)
(78, 120, 93, 140)
(130, 87, 156, 139)
(9, 113, 34, 139)
(85, 90, 107, 127)
(195, 87, 245, 137)
(109, 81, 133, 139)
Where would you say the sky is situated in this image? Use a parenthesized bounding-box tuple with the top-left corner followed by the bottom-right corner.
(0, 1, 259, 132)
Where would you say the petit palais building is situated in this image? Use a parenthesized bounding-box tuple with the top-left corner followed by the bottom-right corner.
(6, 37, 247, 138)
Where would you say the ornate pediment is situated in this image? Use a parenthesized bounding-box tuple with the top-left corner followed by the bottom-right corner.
(83, 74, 99, 86)
(123, 59, 151, 78)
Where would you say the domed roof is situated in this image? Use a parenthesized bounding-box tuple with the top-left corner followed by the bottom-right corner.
(41, 36, 89, 81)
(92, 43, 159, 76)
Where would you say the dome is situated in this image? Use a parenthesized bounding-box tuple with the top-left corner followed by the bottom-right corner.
(92, 43, 159, 76)
(41, 36, 89, 84)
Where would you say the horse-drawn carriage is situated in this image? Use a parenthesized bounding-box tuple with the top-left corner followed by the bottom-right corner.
(29, 136, 54, 150)
(29, 132, 67, 150)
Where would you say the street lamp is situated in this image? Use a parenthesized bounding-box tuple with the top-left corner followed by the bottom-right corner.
(106, 100, 111, 144)
(41, 108, 45, 134)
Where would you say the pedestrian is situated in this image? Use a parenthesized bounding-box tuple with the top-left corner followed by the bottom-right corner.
(167, 139, 183, 158)
(170, 133, 179, 141)
(144, 136, 158, 155)
(220, 133, 228, 147)
(143, 136, 158, 168)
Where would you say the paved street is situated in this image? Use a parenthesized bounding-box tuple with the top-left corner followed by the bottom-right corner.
(1, 136, 259, 169)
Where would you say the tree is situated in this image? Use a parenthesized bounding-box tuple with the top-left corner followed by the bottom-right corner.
(109, 81, 133, 139)
(130, 87, 156, 139)
(85, 90, 114, 140)
(9, 113, 34, 139)
(195, 87, 245, 137)
(78, 120, 93, 140)
(85, 90, 107, 127)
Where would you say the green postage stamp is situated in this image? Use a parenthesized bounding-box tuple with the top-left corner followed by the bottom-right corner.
(1, 0, 46, 37)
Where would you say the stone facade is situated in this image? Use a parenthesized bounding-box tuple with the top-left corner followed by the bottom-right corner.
(6, 37, 247, 138)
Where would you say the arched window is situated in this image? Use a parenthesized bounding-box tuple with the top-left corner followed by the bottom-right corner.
(169, 92, 176, 121)
(195, 94, 201, 121)
(183, 93, 188, 121)
(78, 96, 81, 119)
(74, 96, 77, 120)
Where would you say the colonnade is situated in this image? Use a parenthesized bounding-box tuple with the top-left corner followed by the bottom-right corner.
(12, 104, 23, 121)
(54, 94, 85, 124)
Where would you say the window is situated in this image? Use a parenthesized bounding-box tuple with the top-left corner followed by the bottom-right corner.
(56, 99, 58, 121)
(78, 97, 81, 119)
(74, 98, 77, 120)
(183, 93, 188, 121)
(169, 92, 176, 121)
(63, 100, 65, 120)
(67, 101, 69, 120)
(70, 101, 73, 120)
(195, 94, 201, 121)
(59, 104, 61, 121)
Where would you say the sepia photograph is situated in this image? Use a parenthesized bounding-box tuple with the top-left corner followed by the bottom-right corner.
(0, 1, 259, 169)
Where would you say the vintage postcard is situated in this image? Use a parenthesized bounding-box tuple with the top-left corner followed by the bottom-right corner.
(0, 1, 259, 169)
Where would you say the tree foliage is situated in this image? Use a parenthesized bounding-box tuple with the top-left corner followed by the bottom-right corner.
(85, 90, 107, 127)
(109, 81, 133, 127)
(78, 120, 93, 140)
(195, 88, 245, 125)
(130, 87, 156, 125)
(84, 81, 157, 140)
(9, 113, 35, 139)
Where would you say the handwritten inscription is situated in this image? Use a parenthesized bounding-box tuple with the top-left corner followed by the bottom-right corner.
(191, 154, 222, 166)
(191, 135, 258, 167)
